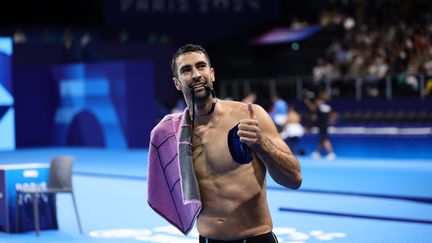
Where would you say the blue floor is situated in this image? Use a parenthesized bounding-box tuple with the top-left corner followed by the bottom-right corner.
(0, 147, 431, 242)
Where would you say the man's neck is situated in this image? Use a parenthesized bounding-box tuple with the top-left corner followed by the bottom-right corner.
(187, 97, 218, 123)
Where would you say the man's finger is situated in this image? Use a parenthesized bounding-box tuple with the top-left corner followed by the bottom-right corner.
(248, 103, 256, 119)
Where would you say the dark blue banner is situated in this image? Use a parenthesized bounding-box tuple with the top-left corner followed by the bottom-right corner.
(103, 0, 280, 43)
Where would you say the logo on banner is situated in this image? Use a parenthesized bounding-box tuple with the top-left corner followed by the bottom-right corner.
(15, 182, 50, 204)
(120, 0, 261, 13)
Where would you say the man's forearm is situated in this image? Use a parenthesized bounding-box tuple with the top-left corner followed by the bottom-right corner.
(254, 136, 302, 189)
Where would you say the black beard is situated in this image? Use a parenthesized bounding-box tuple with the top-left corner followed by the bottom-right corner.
(191, 87, 211, 101)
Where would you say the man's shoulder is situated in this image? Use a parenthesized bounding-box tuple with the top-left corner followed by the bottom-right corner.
(221, 100, 247, 113)
(220, 100, 266, 116)
(221, 99, 243, 106)
(221, 99, 255, 109)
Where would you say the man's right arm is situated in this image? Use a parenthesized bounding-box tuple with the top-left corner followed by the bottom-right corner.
(238, 104, 302, 189)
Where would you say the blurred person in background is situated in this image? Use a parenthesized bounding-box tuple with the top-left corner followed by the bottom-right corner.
(148, 44, 301, 243)
(80, 30, 93, 48)
(62, 28, 75, 50)
(304, 91, 336, 161)
(13, 28, 27, 44)
(279, 105, 305, 156)
(269, 93, 288, 132)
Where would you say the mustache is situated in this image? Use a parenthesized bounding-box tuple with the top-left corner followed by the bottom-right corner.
(187, 78, 216, 98)
(188, 82, 205, 89)
(188, 77, 205, 89)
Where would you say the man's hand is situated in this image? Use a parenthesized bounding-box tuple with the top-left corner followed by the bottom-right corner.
(237, 103, 262, 149)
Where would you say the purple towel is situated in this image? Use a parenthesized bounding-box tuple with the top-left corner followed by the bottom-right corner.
(147, 109, 201, 235)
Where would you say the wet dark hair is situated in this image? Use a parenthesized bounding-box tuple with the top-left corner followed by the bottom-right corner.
(171, 44, 211, 77)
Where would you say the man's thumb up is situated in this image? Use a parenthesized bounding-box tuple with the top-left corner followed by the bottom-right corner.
(248, 103, 256, 119)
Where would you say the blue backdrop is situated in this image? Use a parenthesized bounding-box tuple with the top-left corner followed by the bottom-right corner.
(14, 61, 155, 148)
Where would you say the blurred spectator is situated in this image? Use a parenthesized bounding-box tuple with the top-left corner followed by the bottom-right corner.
(62, 28, 75, 50)
(314, 0, 432, 98)
(426, 78, 432, 96)
(291, 18, 309, 29)
(62, 27, 80, 61)
(304, 92, 336, 161)
(367, 56, 389, 82)
(279, 105, 305, 156)
(269, 93, 288, 132)
(13, 28, 27, 44)
(423, 56, 432, 76)
(320, 9, 345, 27)
(365, 55, 389, 97)
(312, 58, 332, 84)
(80, 30, 93, 48)
(80, 30, 96, 60)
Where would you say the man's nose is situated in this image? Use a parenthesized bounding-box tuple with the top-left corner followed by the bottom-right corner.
(192, 68, 201, 82)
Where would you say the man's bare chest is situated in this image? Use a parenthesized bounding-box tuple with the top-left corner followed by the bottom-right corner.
(192, 121, 239, 174)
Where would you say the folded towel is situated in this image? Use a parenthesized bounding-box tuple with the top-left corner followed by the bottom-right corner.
(147, 109, 201, 235)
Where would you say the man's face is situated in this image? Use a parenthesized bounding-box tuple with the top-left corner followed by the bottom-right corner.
(173, 52, 215, 101)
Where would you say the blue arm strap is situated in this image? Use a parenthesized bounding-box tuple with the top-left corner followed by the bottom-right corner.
(227, 124, 253, 164)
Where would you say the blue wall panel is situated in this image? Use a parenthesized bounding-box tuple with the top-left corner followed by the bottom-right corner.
(51, 61, 154, 148)
(0, 37, 15, 150)
(14, 61, 155, 148)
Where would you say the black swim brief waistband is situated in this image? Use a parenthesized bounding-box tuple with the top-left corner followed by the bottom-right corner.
(199, 231, 278, 243)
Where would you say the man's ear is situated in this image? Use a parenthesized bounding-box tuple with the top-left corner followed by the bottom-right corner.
(173, 77, 182, 90)
(211, 67, 215, 82)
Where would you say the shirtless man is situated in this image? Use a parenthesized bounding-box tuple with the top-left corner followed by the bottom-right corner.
(171, 44, 302, 242)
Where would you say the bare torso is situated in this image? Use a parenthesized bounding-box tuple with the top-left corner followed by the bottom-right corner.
(192, 100, 272, 240)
